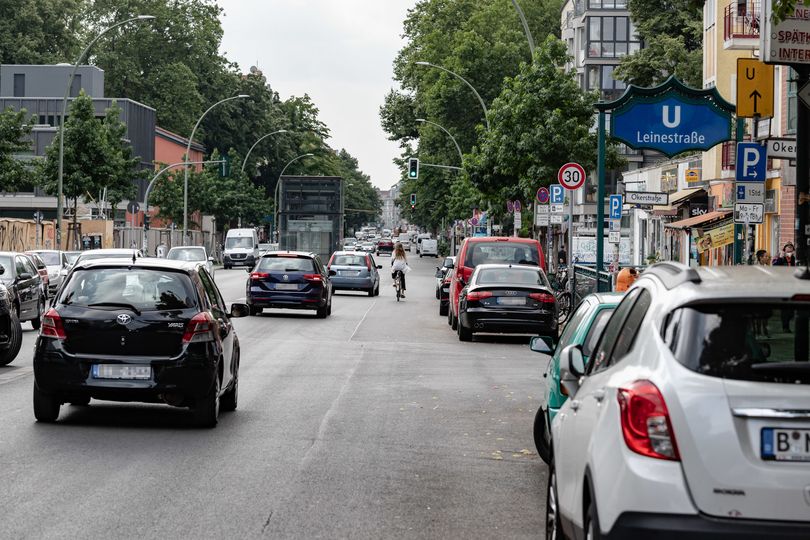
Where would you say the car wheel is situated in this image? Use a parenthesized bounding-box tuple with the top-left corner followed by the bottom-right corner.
(584, 491, 602, 540)
(368, 286, 375, 297)
(249, 305, 262, 316)
(221, 368, 238, 412)
(374, 283, 380, 296)
(193, 376, 220, 428)
(546, 460, 564, 540)
(451, 311, 458, 330)
(224, 264, 231, 270)
(327, 297, 333, 316)
(458, 320, 472, 341)
(439, 301, 448, 317)
(30, 298, 45, 330)
(447, 306, 453, 326)
(33, 383, 60, 423)
(0, 310, 23, 366)
(534, 407, 552, 464)
(316, 304, 329, 318)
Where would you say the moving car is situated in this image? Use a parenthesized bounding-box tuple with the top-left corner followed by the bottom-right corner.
(246, 251, 334, 318)
(419, 238, 438, 258)
(530, 292, 622, 463)
(455, 263, 556, 342)
(167, 246, 214, 275)
(223, 228, 259, 269)
(327, 251, 382, 296)
(0, 251, 46, 329)
(32, 258, 247, 427)
(24, 252, 50, 299)
(447, 237, 546, 331)
(547, 263, 810, 539)
(397, 235, 411, 250)
(28, 250, 69, 297)
(376, 239, 394, 256)
(358, 242, 376, 253)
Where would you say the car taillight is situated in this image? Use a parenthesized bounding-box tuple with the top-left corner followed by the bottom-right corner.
(182, 313, 215, 344)
(529, 292, 556, 303)
(467, 291, 493, 302)
(617, 380, 680, 461)
(250, 272, 270, 280)
(366, 257, 371, 270)
(303, 273, 323, 283)
(41, 308, 66, 340)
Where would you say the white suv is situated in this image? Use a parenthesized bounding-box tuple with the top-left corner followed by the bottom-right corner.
(547, 262, 810, 539)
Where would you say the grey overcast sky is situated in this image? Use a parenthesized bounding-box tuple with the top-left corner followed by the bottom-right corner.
(218, 0, 417, 190)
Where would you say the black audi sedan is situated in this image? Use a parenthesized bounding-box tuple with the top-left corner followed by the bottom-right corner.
(456, 263, 557, 342)
(33, 258, 249, 427)
(246, 251, 334, 317)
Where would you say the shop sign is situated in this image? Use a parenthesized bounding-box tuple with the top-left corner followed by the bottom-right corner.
(693, 222, 735, 254)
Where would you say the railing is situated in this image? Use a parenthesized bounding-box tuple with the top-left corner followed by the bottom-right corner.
(573, 264, 613, 305)
(724, 1, 761, 41)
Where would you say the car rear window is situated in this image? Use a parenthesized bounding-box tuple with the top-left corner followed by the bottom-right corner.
(665, 303, 810, 385)
(332, 255, 366, 266)
(475, 267, 548, 287)
(60, 268, 197, 311)
(464, 242, 539, 268)
(258, 256, 315, 272)
(168, 248, 205, 262)
(35, 252, 61, 265)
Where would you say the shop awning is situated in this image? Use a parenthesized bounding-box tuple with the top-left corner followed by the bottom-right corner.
(652, 188, 706, 215)
(665, 209, 733, 229)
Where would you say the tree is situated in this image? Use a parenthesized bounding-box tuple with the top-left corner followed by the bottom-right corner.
(0, 108, 35, 192)
(0, 0, 83, 64)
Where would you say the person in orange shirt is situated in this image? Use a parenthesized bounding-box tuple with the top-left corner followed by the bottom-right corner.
(615, 267, 639, 292)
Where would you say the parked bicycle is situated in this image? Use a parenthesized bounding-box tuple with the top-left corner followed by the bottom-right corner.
(553, 266, 572, 325)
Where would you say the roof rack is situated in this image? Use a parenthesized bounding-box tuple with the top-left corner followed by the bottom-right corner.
(642, 261, 701, 290)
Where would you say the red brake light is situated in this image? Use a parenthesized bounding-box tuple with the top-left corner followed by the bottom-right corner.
(791, 294, 810, 302)
(182, 313, 215, 344)
(303, 273, 323, 283)
(41, 308, 66, 340)
(529, 292, 556, 303)
(250, 272, 270, 280)
(366, 256, 371, 270)
(617, 380, 680, 461)
(467, 291, 493, 302)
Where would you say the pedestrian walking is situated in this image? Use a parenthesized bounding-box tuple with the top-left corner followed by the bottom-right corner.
(614, 267, 638, 292)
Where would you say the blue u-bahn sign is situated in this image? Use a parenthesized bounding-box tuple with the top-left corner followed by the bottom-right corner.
(609, 77, 735, 158)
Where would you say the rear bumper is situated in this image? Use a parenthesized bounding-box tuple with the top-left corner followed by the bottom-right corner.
(605, 512, 810, 540)
(247, 291, 326, 309)
(332, 276, 374, 290)
(460, 309, 556, 334)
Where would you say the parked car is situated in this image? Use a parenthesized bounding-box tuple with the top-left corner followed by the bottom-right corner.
(376, 239, 394, 256)
(73, 248, 144, 266)
(24, 252, 50, 299)
(448, 237, 546, 331)
(327, 251, 382, 296)
(246, 251, 334, 318)
(456, 263, 556, 342)
(435, 256, 456, 299)
(0, 281, 23, 366)
(0, 252, 46, 329)
(28, 250, 69, 297)
(32, 258, 247, 426)
(438, 272, 453, 316)
(547, 263, 810, 539)
(530, 292, 622, 463)
(167, 246, 214, 275)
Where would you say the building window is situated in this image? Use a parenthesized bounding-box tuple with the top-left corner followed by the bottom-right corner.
(589, 0, 628, 8)
(587, 16, 640, 58)
(787, 67, 797, 134)
(13, 74, 25, 97)
(587, 66, 600, 90)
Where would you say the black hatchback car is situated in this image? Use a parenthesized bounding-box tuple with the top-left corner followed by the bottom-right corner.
(0, 251, 46, 329)
(33, 258, 249, 427)
(246, 251, 334, 317)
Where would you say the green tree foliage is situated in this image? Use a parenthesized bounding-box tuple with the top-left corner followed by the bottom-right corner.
(336, 150, 382, 232)
(0, 0, 84, 64)
(0, 108, 35, 191)
(614, 0, 703, 87)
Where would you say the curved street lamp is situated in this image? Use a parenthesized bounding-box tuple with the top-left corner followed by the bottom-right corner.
(274, 153, 315, 240)
(415, 61, 490, 131)
(57, 14, 155, 248)
(183, 94, 251, 244)
(416, 118, 464, 167)
(240, 129, 289, 174)
(510, 0, 536, 58)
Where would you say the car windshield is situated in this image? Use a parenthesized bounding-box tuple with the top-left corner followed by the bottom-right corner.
(465, 242, 539, 268)
(64, 252, 80, 264)
(666, 303, 810, 384)
(257, 256, 315, 272)
(59, 268, 196, 311)
(475, 267, 548, 287)
(332, 255, 366, 266)
(167, 248, 206, 262)
(35, 252, 61, 265)
(226, 237, 253, 249)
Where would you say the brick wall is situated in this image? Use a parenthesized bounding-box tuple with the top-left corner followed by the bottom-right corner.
(780, 186, 796, 251)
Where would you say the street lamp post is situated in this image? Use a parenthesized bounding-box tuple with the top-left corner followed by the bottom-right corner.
(415, 118, 464, 166)
(57, 15, 155, 249)
(510, 0, 536, 58)
(240, 129, 289, 174)
(183, 94, 250, 245)
(274, 153, 314, 242)
(415, 61, 490, 131)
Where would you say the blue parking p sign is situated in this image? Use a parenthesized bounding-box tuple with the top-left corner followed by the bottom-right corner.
(550, 184, 565, 204)
(609, 195, 623, 220)
(736, 143, 767, 182)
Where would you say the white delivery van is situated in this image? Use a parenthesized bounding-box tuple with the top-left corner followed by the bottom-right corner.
(223, 228, 259, 269)
(419, 239, 438, 258)
(397, 235, 411, 250)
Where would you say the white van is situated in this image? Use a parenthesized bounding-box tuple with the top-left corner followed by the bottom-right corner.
(223, 228, 259, 269)
(419, 239, 438, 258)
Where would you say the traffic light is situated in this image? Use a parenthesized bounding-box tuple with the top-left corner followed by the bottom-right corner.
(410, 193, 416, 210)
(143, 213, 151, 231)
(408, 158, 419, 179)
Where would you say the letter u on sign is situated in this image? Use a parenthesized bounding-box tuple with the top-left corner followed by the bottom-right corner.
(662, 105, 681, 128)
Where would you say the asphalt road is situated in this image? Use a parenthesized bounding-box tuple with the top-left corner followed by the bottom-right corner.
(0, 252, 548, 539)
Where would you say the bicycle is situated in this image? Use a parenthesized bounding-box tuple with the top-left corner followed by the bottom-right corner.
(553, 266, 572, 325)
(394, 270, 404, 302)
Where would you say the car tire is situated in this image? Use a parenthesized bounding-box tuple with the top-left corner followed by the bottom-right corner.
(249, 305, 262, 316)
(447, 306, 453, 326)
(224, 264, 232, 270)
(33, 383, 60, 423)
(221, 368, 238, 413)
(316, 304, 329, 318)
(534, 407, 552, 464)
(458, 319, 473, 341)
(439, 302, 448, 317)
(193, 376, 220, 428)
(546, 460, 564, 540)
(451, 311, 458, 330)
(584, 490, 602, 540)
(0, 310, 23, 366)
(30, 298, 45, 330)
(374, 283, 380, 296)
(368, 286, 375, 297)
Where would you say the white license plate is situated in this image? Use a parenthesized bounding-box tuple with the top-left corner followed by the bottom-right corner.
(497, 297, 526, 306)
(762, 428, 810, 462)
(340, 271, 361, 276)
(275, 283, 299, 290)
(92, 364, 152, 380)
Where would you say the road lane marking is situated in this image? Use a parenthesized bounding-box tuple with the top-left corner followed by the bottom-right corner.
(349, 298, 377, 342)
(0, 366, 33, 385)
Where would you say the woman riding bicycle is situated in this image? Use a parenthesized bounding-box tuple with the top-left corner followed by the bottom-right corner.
(391, 242, 409, 298)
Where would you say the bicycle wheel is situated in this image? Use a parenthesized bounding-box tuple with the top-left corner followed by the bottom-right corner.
(556, 292, 571, 325)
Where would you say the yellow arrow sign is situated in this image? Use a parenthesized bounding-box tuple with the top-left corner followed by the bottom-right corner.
(737, 59, 774, 118)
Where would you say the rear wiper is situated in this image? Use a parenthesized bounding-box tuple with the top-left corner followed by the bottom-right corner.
(87, 302, 142, 315)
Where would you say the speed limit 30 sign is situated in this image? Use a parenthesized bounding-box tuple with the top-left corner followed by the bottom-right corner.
(558, 162, 586, 191)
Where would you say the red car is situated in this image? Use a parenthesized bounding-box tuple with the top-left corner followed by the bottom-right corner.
(447, 237, 546, 330)
(376, 239, 394, 256)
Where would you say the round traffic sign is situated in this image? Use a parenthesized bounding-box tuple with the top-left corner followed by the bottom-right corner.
(514, 200, 522, 212)
(558, 162, 586, 190)
(507, 200, 515, 213)
(127, 201, 140, 214)
(536, 187, 550, 204)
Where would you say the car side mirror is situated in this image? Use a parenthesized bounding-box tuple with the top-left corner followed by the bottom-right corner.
(329, 269, 337, 276)
(376, 265, 382, 269)
(530, 336, 555, 355)
(447, 262, 455, 269)
(17, 272, 32, 281)
(559, 344, 585, 397)
(230, 303, 250, 318)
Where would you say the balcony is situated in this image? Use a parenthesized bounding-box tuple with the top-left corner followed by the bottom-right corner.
(724, 1, 760, 50)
